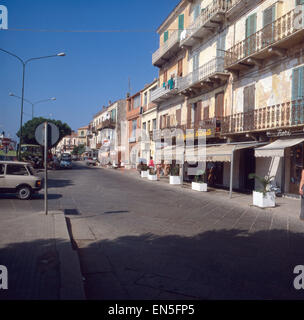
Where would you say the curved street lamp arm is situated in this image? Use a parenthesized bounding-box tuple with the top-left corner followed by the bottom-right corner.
(0, 48, 25, 65)
(25, 54, 61, 65)
(33, 98, 55, 105)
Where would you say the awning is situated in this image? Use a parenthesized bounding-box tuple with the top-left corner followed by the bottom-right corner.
(205, 142, 262, 162)
(159, 142, 262, 163)
(255, 138, 304, 157)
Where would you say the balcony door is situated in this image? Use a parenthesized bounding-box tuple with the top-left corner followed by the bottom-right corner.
(192, 53, 199, 84)
(262, 5, 276, 48)
(215, 92, 224, 118)
(245, 13, 257, 56)
(243, 85, 255, 131)
(292, 66, 304, 125)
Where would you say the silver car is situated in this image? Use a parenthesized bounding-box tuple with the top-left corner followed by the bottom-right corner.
(0, 161, 42, 200)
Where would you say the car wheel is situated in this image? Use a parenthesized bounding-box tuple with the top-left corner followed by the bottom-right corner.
(17, 186, 32, 200)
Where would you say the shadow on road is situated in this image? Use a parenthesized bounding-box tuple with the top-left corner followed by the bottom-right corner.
(0, 193, 62, 200)
(69, 227, 304, 300)
(48, 179, 74, 188)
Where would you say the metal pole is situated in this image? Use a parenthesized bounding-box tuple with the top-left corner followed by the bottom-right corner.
(44, 121, 48, 215)
(18, 63, 26, 160)
(32, 103, 34, 120)
(229, 147, 235, 199)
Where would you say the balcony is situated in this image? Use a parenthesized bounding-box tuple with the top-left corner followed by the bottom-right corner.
(152, 30, 180, 67)
(224, 7, 304, 71)
(225, 0, 259, 19)
(150, 78, 180, 103)
(180, 0, 226, 48)
(221, 99, 304, 134)
(179, 57, 228, 95)
(102, 119, 116, 129)
(199, 118, 222, 137)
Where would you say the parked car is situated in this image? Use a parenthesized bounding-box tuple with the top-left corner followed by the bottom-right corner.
(0, 161, 42, 200)
(86, 158, 97, 166)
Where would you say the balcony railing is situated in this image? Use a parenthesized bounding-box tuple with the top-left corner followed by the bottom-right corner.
(180, 0, 226, 46)
(152, 30, 180, 66)
(224, 7, 303, 69)
(102, 119, 116, 129)
(221, 99, 304, 134)
(179, 57, 225, 92)
(151, 78, 179, 103)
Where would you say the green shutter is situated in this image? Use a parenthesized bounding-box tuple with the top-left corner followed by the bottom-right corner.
(292, 67, 304, 124)
(178, 14, 184, 30)
(263, 5, 275, 27)
(164, 30, 168, 43)
(246, 13, 257, 37)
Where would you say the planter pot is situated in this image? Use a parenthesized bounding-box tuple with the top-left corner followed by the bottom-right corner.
(169, 175, 181, 185)
(141, 170, 148, 178)
(148, 174, 157, 181)
(192, 182, 207, 192)
(253, 191, 275, 208)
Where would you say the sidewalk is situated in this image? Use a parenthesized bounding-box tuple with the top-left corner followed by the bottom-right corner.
(104, 167, 303, 223)
(0, 209, 85, 300)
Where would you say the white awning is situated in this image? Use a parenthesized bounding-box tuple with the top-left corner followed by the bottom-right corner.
(255, 138, 304, 157)
(160, 142, 262, 162)
(204, 142, 262, 162)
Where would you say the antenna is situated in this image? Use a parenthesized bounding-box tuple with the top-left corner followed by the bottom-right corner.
(128, 77, 131, 95)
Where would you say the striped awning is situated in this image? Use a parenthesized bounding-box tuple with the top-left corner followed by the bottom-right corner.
(255, 138, 304, 157)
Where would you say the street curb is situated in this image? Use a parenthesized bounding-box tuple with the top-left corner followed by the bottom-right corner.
(52, 210, 86, 300)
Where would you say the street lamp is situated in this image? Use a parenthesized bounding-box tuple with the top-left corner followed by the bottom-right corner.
(9, 92, 56, 119)
(0, 48, 66, 160)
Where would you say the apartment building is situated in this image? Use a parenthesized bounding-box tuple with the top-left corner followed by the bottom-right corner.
(151, 0, 304, 195)
(140, 79, 158, 161)
(56, 131, 79, 154)
(77, 126, 89, 146)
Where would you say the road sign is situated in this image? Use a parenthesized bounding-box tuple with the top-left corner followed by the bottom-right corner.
(35, 122, 59, 148)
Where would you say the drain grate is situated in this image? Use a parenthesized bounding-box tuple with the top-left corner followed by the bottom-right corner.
(64, 208, 80, 215)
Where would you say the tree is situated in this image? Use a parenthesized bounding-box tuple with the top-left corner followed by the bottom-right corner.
(72, 144, 86, 155)
(16, 117, 72, 147)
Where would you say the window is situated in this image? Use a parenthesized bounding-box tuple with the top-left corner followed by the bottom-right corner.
(132, 119, 137, 138)
(0, 164, 4, 175)
(148, 120, 151, 132)
(153, 119, 156, 130)
(149, 86, 157, 102)
(111, 109, 116, 121)
(144, 92, 148, 106)
(292, 66, 304, 123)
(133, 95, 141, 109)
(178, 59, 183, 77)
(243, 85, 255, 112)
(6, 164, 29, 176)
(178, 14, 184, 31)
(143, 122, 146, 131)
(245, 13, 257, 55)
(193, 4, 200, 21)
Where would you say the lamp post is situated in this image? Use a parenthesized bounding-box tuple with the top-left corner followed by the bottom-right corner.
(0, 48, 65, 159)
(9, 93, 56, 119)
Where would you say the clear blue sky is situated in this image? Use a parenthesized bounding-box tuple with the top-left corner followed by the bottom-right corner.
(1, 0, 179, 139)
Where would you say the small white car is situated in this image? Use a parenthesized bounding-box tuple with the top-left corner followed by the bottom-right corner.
(0, 161, 43, 200)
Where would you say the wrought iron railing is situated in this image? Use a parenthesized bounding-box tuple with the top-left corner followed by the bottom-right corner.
(221, 99, 304, 133)
(224, 7, 302, 68)
(152, 30, 180, 64)
(178, 57, 224, 92)
(151, 78, 179, 102)
(181, 0, 226, 44)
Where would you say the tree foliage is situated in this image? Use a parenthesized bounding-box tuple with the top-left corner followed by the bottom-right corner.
(72, 144, 86, 155)
(16, 117, 72, 146)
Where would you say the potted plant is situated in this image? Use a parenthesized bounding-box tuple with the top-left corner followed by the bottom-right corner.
(248, 173, 276, 208)
(148, 167, 157, 181)
(140, 164, 149, 178)
(169, 165, 181, 185)
(192, 170, 207, 192)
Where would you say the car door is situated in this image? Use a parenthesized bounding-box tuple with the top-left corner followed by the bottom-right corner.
(0, 163, 5, 190)
(5, 164, 30, 189)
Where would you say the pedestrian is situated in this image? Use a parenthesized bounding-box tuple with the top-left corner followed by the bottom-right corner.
(299, 169, 304, 220)
(148, 156, 154, 169)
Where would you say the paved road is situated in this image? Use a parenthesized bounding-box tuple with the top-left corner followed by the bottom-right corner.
(2, 161, 304, 299)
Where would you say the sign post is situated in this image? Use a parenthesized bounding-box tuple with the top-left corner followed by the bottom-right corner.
(44, 122, 48, 215)
(35, 122, 59, 215)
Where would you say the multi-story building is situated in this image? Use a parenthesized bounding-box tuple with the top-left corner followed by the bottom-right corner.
(151, 0, 304, 196)
(77, 126, 89, 146)
(56, 131, 79, 154)
(126, 90, 144, 168)
(140, 79, 158, 161)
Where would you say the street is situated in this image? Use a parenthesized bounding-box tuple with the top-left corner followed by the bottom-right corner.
(2, 161, 304, 299)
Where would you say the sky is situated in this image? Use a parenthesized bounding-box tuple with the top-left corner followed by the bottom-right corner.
(0, 0, 180, 140)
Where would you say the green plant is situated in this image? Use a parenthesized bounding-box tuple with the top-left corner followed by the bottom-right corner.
(248, 173, 275, 195)
(194, 170, 206, 183)
(141, 164, 148, 171)
(149, 167, 156, 175)
(169, 165, 180, 176)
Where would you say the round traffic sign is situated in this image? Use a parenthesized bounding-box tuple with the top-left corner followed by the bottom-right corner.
(35, 122, 60, 148)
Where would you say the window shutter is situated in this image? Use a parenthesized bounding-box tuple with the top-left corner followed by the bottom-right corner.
(263, 6, 275, 27)
(187, 104, 192, 128)
(246, 13, 257, 37)
(203, 106, 209, 120)
(159, 115, 162, 130)
(194, 4, 200, 21)
(178, 14, 184, 31)
(164, 31, 168, 43)
(176, 109, 181, 125)
(196, 102, 202, 125)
